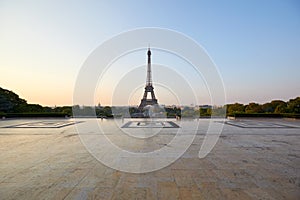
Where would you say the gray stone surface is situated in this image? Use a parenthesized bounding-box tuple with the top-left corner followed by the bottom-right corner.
(0, 118, 299, 199)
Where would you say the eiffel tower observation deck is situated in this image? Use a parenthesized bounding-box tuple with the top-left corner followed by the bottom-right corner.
(138, 48, 158, 111)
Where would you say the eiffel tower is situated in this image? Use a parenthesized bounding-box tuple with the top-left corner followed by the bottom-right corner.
(138, 47, 158, 111)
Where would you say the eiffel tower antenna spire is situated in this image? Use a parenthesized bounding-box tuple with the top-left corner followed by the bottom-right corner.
(146, 46, 152, 86)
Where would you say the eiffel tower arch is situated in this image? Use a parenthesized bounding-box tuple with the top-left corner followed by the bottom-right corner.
(138, 48, 158, 111)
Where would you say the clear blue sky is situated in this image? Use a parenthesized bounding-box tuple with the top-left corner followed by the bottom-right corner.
(0, 0, 299, 106)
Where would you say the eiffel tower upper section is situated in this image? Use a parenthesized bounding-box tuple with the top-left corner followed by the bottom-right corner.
(138, 48, 158, 110)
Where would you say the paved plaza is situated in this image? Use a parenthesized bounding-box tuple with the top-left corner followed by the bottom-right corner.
(0, 118, 299, 199)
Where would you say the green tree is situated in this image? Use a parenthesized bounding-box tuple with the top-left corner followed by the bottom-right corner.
(245, 103, 263, 113)
(261, 103, 274, 113)
(227, 103, 245, 115)
(129, 107, 139, 114)
(24, 104, 44, 112)
(0, 87, 27, 112)
(103, 106, 112, 117)
(199, 108, 212, 117)
(287, 97, 300, 113)
(165, 106, 181, 118)
(61, 106, 72, 116)
(269, 100, 287, 114)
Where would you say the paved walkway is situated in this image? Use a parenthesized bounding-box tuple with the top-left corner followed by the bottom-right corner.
(0, 119, 299, 199)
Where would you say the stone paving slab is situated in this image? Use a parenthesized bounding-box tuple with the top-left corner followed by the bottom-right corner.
(122, 121, 180, 128)
(4, 121, 81, 128)
(225, 120, 297, 128)
(0, 118, 299, 199)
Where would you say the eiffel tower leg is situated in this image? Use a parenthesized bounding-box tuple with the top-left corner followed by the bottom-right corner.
(143, 91, 148, 99)
(151, 91, 156, 100)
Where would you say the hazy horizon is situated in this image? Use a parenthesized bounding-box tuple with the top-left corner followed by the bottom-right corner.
(1, 85, 299, 108)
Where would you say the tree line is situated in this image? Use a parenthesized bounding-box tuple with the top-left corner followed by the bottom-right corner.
(0, 87, 299, 118)
(226, 98, 300, 116)
(0, 87, 72, 117)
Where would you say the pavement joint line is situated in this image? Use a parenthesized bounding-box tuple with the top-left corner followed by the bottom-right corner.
(62, 166, 95, 200)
